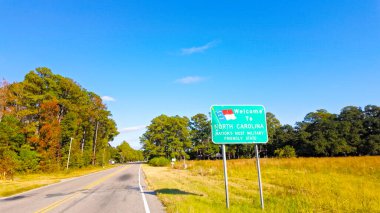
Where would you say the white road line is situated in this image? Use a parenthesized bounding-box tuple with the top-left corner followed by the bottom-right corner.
(139, 164, 151, 213)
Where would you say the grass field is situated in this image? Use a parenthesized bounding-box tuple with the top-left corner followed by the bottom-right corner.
(0, 165, 118, 197)
(143, 157, 380, 213)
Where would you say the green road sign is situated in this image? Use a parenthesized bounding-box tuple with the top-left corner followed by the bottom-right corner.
(210, 105, 268, 144)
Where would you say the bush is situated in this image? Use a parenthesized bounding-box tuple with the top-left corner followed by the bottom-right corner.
(18, 144, 40, 173)
(0, 150, 19, 180)
(149, 157, 170, 167)
(274, 145, 297, 158)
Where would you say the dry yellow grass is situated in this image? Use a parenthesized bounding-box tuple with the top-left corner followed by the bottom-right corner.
(0, 165, 119, 197)
(143, 157, 380, 213)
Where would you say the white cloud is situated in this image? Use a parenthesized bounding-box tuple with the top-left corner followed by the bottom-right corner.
(181, 40, 219, 55)
(101, 96, 116, 102)
(119, 125, 146, 133)
(175, 76, 206, 84)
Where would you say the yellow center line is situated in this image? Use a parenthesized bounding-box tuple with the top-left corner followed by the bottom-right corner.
(35, 192, 81, 213)
(35, 166, 130, 213)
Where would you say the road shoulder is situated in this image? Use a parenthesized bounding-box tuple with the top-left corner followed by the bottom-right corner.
(141, 164, 166, 213)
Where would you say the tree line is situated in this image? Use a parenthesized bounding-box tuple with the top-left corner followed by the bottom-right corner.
(0, 68, 119, 179)
(113, 141, 144, 163)
(141, 105, 379, 160)
(1, 68, 378, 179)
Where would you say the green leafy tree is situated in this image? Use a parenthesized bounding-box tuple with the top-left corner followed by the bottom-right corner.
(337, 106, 364, 155)
(1, 67, 119, 172)
(274, 145, 296, 158)
(117, 141, 144, 162)
(296, 109, 352, 156)
(141, 115, 191, 160)
(189, 113, 219, 159)
(18, 144, 40, 173)
(0, 80, 10, 120)
(263, 112, 281, 156)
(362, 105, 380, 155)
(0, 115, 25, 179)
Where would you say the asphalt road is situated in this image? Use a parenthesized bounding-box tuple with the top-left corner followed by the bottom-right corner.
(0, 163, 165, 213)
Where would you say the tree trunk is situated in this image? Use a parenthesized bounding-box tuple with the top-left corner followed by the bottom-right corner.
(58, 106, 65, 124)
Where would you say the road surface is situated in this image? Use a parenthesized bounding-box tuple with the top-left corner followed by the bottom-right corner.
(0, 163, 165, 213)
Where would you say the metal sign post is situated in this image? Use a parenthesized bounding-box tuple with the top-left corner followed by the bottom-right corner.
(222, 145, 230, 209)
(255, 144, 264, 209)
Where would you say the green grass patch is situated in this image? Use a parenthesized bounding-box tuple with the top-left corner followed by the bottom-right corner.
(0, 164, 119, 197)
(143, 157, 380, 213)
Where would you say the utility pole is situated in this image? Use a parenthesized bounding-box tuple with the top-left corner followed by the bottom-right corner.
(102, 147, 106, 168)
(66, 137, 73, 170)
(92, 121, 99, 166)
(81, 129, 86, 155)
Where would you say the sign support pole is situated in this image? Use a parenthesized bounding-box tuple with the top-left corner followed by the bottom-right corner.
(222, 145, 230, 209)
(255, 144, 264, 209)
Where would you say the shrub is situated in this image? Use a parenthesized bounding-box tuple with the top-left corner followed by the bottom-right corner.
(274, 145, 297, 158)
(0, 150, 19, 180)
(149, 157, 170, 167)
(18, 144, 40, 173)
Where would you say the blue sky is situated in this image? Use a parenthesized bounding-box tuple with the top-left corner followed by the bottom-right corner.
(1, 1, 380, 149)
